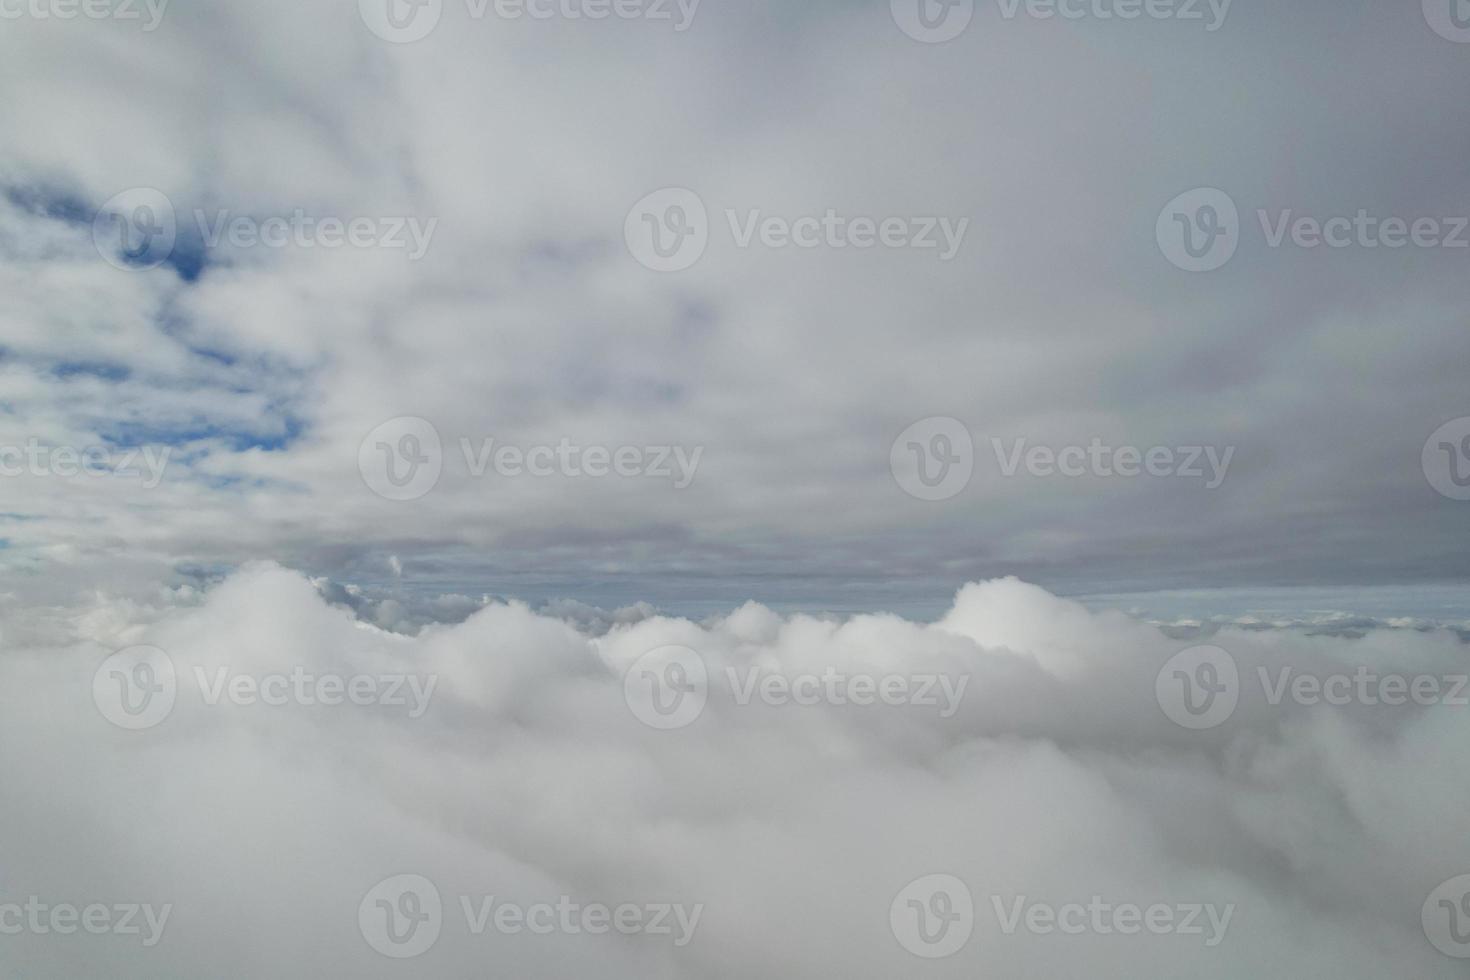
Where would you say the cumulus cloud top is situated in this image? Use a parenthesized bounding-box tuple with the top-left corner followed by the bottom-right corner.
(2, 565, 1466, 976)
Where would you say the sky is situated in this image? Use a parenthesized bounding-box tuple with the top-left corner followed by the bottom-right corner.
(4, 3, 1470, 977)
(0, 0, 1467, 621)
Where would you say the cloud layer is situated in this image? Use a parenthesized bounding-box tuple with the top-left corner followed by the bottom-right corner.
(2, 0, 1469, 610)
(2, 565, 1467, 976)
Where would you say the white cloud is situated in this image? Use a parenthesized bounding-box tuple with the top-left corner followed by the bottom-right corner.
(1, 564, 1465, 976)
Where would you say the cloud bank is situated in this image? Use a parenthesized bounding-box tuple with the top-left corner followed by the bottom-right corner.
(2, 564, 1467, 976)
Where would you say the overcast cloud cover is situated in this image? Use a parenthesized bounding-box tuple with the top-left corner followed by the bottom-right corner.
(3, 0, 1470, 975)
(0, 0, 1468, 611)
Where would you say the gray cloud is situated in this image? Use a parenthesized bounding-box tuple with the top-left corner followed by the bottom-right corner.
(0, 0, 1467, 611)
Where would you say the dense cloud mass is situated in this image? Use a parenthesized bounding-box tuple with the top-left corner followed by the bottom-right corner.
(0, 565, 1467, 976)
(0, 0, 1468, 609)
